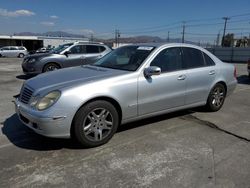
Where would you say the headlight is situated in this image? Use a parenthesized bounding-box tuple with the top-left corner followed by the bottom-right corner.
(30, 91, 61, 111)
(27, 58, 36, 63)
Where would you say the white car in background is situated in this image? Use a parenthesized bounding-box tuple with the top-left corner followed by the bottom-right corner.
(0, 46, 28, 58)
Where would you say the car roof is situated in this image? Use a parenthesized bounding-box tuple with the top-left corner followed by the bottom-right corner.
(126, 42, 205, 50)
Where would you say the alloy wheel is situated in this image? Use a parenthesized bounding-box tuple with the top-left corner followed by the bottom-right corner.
(211, 86, 225, 108)
(83, 108, 113, 142)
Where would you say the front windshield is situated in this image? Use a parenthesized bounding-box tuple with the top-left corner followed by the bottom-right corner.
(51, 43, 73, 54)
(93, 45, 155, 71)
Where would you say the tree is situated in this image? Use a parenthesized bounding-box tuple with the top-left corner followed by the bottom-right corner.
(222, 33, 234, 47)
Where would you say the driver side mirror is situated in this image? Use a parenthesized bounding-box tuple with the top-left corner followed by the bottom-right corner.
(64, 51, 71, 57)
(144, 66, 161, 77)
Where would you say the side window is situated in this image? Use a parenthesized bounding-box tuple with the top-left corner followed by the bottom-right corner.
(203, 52, 215, 66)
(69, 45, 86, 54)
(1, 47, 9, 50)
(150, 47, 183, 72)
(182, 47, 205, 69)
(99, 46, 106, 52)
(18, 47, 25, 50)
(86, 45, 99, 53)
(10, 47, 17, 50)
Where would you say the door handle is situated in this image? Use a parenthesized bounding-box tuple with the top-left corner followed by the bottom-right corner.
(177, 75, 186, 80)
(209, 70, 216, 75)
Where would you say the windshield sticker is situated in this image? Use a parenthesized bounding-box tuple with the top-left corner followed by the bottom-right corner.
(137, 46, 154, 51)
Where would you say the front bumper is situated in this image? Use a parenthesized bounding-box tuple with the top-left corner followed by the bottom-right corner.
(14, 97, 71, 138)
(22, 62, 41, 75)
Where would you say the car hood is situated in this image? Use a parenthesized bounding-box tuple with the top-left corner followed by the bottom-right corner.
(25, 52, 52, 59)
(25, 65, 129, 93)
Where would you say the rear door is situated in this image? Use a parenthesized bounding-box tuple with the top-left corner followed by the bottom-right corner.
(83, 45, 105, 64)
(182, 47, 217, 105)
(9, 47, 19, 57)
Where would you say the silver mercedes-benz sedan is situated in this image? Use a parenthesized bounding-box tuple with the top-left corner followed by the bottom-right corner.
(14, 43, 237, 147)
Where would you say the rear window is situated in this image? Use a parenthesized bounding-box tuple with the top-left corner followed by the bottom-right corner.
(99, 46, 106, 52)
(182, 47, 205, 69)
(86, 45, 100, 53)
(18, 47, 25, 50)
(203, 52, 215, 66)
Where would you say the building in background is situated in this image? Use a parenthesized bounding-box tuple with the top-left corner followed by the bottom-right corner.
(0, 35, 89, 51)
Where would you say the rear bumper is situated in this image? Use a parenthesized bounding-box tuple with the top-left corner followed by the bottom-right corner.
(14, 97, 71, 138)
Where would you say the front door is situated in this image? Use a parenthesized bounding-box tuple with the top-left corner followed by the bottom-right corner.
(138, 47, 187, 115)
(65, 45, 86, 67)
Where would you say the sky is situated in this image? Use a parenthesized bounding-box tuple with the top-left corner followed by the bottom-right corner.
(0, 0, 250, 43)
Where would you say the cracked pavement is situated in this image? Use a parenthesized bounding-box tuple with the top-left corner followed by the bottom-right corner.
(0, 59, 250, 187)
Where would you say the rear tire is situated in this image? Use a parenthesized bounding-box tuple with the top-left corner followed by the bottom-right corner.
(73, 100, 119, 147)
(43, 63, 60, 72)
(0, 54, 2, 57)
(206, 83, 226, 112)
(18, 53, 25, 58)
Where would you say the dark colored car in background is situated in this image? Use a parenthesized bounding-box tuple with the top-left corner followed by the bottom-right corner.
(22, 41, 111, 75)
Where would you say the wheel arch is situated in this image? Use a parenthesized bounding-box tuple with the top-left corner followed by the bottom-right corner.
(207, 80, 228, 101)
(70, 96, 123, 138)
(42, 62, 61, 72)
(18, 53, 25, 57)
(215, 81, 227, 95)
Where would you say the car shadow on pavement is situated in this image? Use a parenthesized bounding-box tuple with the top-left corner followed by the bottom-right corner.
(16, 74, 34, 80)
(1, 114, 83, 150)
(237, 75, 250, 85)
(2, 110, 194, 151)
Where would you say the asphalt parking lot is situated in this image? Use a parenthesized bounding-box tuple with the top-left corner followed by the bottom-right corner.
(0, 58, 250, 188)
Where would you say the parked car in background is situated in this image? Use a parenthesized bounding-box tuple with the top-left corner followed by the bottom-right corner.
(15, 43, 237, 147)
(22, 41, 112, 75)
(247, 58, 250, 78)
(0, 46, 28, 58)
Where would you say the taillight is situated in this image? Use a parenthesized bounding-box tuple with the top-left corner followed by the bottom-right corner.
(234, 66, 237, 78)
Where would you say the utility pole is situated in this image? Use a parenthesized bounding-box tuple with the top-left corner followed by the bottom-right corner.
(182, 22, 186, 43)
(90, 34, 94, 42)
(115, 30, 117, 47)
(115, 29, 120, 48)
(216, 32, 220, 46)
(221, 17, 230, 47)
(167, 31, 170, 42)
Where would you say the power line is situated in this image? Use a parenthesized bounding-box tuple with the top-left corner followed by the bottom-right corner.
(185, 32, 217, 36)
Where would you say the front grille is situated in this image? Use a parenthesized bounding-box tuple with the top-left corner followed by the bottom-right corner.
(20, 86, 34, 104)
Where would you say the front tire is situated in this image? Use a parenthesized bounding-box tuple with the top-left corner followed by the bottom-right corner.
(43, 63, 60, 72)
(206, 83, 226, 112)
(73, 100, 119, 147)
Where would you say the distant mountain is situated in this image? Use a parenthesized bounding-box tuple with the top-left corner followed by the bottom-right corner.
(101, 35, 192, 44)
(14, 31, 86, 38)
(14, 31, 199, 45)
